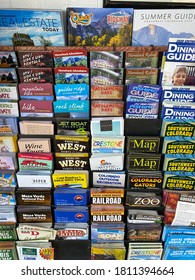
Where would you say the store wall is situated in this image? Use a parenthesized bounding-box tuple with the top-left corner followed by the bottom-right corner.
(0, 0, 103, 9)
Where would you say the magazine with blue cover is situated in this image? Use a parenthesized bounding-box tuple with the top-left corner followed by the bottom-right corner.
(161, 86, 195, 103)
(161, 38, 195, 86)
(161, 101, 195, 120)
(0, 9, 65, 46)
(53, 100, 90, 118)
(126, 83, 161, 102)
(53, 188, 89, 206)
(162, 225, 195, 242)
(54, 206, 89, 223)
(164, 233, 195, 249)
(162, 245, 195, 260)
(126, 101, 159, 119)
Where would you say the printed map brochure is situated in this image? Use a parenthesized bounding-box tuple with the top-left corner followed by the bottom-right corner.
(0, 241, 18, 260)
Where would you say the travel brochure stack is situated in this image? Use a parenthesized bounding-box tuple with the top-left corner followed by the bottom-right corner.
(160, 38, 195, 260)
(88, 49, 126, 259)
(0, 7, 195, 260)
(0, 52, 19, 259)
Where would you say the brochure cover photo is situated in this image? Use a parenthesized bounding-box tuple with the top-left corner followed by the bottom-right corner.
(67, 8, 134, 46)
(132, 9, 195, 46)
(0, 9, 65, 46)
